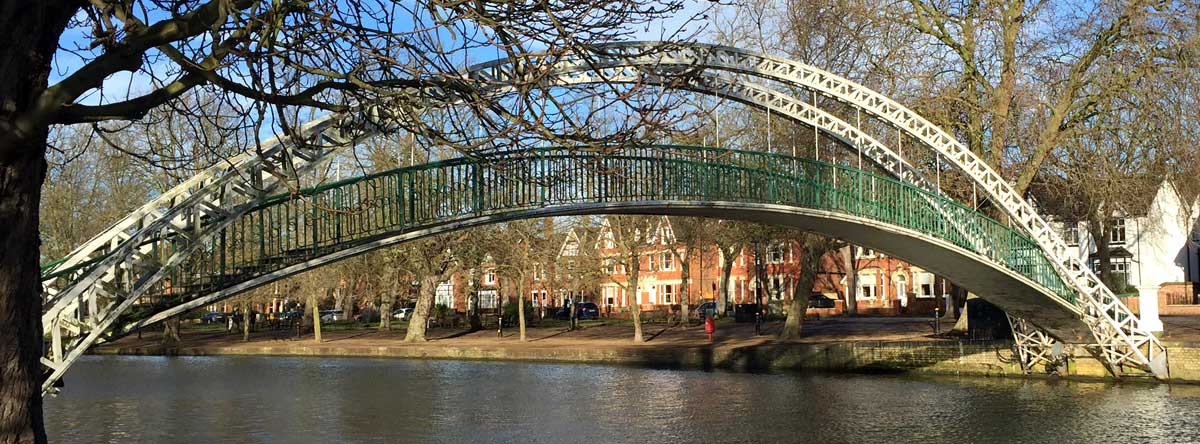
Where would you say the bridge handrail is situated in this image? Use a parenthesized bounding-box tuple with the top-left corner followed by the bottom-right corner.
(42, 145, 1073, 305)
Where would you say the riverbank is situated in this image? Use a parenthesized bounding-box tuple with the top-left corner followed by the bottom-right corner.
(92, 317, 1200, 383)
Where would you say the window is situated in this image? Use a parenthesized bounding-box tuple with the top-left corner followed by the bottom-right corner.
(769, 246, 785, 264)
(856, 272, 876, 300)
(661, 252, 673, 270)
(1111, 261, 1129, 274)
(858, 247, 876, 258)
(859, 283, 876, 300)
(479, 290, 498, 309)
(533, 263, 544, 281)
(1109, 218, 1127, 244)
(530, 290, 539, 306)
(1062, 224, 1079, 245)
(770, 276, 785, 300)
(663, 285, 673, 303)
(436, 282, 454, 307)
(602, 258, 614, 274)
(648, 253, 656, 271)
(914, 272, 935, 298)
(484, 269, 496, 285)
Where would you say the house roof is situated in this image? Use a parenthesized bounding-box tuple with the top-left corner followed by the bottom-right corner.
(1089, 246, 1134, 260)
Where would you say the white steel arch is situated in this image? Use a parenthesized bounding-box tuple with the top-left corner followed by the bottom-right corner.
(37, 43, 1164, 394)
(39, 71, 958, 393)
(471, 42, 1164, 377)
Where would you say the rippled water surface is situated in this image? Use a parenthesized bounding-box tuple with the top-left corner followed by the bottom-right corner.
(45, 355, 1200, 443)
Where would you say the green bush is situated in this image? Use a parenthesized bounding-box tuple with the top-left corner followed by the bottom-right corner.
(502, 300, 535, 326)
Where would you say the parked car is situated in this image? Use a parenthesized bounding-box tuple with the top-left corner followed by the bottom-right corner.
(733, 304, 760, 322)
(576, 302, 599, 320)
(553, 302, 600, 320)
(808, 294, 837, 309)
(319, 309, 344, 322)
(201, 312, 226, 324)
(694, 302, 718, 320)
(279, 310, 303, 322)
(392, 307, 413, 320)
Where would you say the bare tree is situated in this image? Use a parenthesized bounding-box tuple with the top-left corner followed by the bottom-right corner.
(605, 215, 658, 342)
(397, 234, 460, 342)
(780, 233, 842, 339)
(841, 245, 859, 315)
(712, 220, 747, 317)
(2, 1, 704, 439)
(486, 220, 546, 340)
(666, 216, 709, 327)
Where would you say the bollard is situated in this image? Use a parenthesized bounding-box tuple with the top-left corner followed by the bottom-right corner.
(704, 316, 716, 342)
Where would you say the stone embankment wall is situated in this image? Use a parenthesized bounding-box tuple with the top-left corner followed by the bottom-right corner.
(93, 340, 1200, 383)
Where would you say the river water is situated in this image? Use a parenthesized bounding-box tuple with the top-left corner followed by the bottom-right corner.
(44, 355, 1200, 443)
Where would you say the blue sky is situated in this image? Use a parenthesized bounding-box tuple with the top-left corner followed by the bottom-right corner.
(50, 0, 720, 129)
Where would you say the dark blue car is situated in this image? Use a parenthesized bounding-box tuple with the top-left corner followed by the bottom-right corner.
(555, 302, 600, 320)
(201, 312, 226, 324)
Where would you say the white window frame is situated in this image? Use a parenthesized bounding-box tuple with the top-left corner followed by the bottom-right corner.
(478, 289, 498, 309)
(1062, 223, 1079, 246)
(484, 269, 496, 285)
(856, 272, 877, 300)
(663, 285, 673, 304)
(435, 282, 454, 308)
(661, 252, 673, 270)
(768, 246, 785, 264)
(858, 247, 876, 258)
(770, 276, 785, 300)
(1110, 218, 1127, 245)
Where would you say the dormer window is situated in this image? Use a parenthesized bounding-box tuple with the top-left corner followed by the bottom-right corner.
(484, 269, 496, 285)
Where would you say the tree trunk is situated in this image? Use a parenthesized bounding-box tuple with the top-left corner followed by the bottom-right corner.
(467, 289, 482, 332)
(753, 243, 766, 311)
(781, 269, 819, 340)
(951, 288, 973, 333)
(679, 248, 691, 328)
(162, 317, 181, 344)
(842, 246, 858, 315)
(241, 301, 251, 342)
(405, 275, 438, 342)
(629, 252, 643, 342)
(0, 3, 76, 442)
(310, 292, 323, 343)
(718, 247, 735, 317)
(1088, 218, 1116, 290)
(379, 282, 396, 331)
(569, 292, 577, 331)
(517, 277, 527, 341)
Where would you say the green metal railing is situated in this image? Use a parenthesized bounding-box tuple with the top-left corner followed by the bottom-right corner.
(44, 145, 1075, 312)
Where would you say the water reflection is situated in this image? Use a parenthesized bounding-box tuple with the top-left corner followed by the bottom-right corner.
(46, 356, 1200, 444)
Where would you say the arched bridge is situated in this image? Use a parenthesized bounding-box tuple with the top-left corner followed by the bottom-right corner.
(39, 42, 1165, 394)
